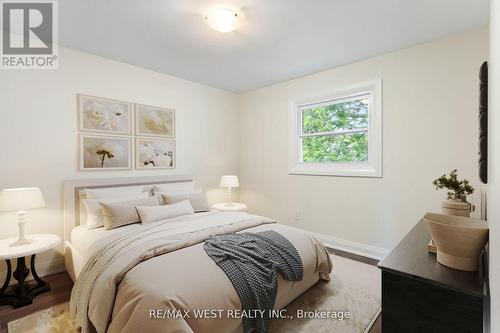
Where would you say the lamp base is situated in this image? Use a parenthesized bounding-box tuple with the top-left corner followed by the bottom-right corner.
(13, 211, 31, 247)
(9, 238, 33, 247)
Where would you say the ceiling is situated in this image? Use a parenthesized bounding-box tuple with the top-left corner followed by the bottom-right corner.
(60, 0, 489, 93)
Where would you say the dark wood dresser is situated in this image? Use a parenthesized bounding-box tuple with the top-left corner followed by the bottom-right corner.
(378, 220, 487, 333)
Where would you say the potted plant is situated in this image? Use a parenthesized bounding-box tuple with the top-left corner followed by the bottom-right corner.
(433, 169, 474, 217)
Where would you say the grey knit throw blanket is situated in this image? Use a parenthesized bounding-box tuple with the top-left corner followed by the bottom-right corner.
(204, 231, 303, 333)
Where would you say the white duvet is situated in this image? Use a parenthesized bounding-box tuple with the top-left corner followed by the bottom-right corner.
(69, 212, 268, 278)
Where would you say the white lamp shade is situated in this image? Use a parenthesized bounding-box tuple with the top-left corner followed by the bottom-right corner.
(219, 175, 240, 188)
(0, 187, 45, 212)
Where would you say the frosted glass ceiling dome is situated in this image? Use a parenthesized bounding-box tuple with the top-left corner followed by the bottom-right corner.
(205, 7, 239, 33)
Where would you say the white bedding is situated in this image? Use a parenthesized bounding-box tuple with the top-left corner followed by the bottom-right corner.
(69, 210, 332, 333)
(69, 212, 264, 279)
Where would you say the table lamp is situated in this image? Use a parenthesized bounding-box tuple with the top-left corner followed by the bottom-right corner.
(219, 175, 239, 206)
(0, 187, 45, 246)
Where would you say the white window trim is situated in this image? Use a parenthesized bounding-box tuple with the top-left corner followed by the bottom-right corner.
(288, 79, 382, 178)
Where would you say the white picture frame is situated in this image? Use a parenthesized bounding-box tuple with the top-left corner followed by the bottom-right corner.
(135, 103, 175, 138)
(79, 134, 132, 171)
(135, 137, 175, 169)
(78, 94, 132, 135)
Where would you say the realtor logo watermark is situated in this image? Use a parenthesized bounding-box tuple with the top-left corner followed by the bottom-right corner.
(1, 0, 58, 69)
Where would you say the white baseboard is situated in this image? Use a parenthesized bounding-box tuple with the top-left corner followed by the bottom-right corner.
(313, 232, 390, 261)
(0, 256, 66, 286)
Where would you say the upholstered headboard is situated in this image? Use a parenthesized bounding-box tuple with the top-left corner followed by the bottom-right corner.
(63, 175, 194, 241)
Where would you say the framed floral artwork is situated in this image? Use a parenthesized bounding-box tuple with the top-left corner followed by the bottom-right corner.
(135, 104, 175, 138)
(78, 94, 132, 134)
(80, 135, 132, 170)
(135, 138, 175, 169)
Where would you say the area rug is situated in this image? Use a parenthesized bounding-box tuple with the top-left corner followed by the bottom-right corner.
(8, 255, 381, 333)
(270, 255, 381, 333)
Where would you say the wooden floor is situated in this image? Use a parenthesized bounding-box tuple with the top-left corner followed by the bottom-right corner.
(370, 314, 382, 333)
(0, 250, 381, 333)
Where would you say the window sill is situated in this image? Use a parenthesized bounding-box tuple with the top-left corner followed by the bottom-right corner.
(289, 163, 382, 178)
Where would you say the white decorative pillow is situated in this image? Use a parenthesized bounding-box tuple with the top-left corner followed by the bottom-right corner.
(82, 192, 149, 229)
(161, 190, 209, 212)
(137, 200, 194, 224)
(100, 195, 160, 230)
(85, 185, 145, 199)
(153, 182, 195, 194)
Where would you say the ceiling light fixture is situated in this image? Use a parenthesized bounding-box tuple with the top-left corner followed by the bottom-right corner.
(205, 7, 239, 33)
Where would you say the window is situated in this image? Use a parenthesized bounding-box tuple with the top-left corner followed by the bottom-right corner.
(289, 80, 382, 177)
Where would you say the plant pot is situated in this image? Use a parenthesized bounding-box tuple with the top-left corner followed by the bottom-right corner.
(424, 213, 489, 271)
(441, 199, 471, 217)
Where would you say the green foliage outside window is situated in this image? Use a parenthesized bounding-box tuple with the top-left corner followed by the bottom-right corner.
(302, 133, 368, 162)
(301, 98, 369, 163)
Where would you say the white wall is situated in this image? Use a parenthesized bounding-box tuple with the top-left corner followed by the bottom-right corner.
(0, 47, 239, 277)
(239, 29, 488, 257)
(488, 1, 499, 331)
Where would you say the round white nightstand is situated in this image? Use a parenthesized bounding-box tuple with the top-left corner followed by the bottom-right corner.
(0, 234, 61, 308)
(212, 202, 247, 212)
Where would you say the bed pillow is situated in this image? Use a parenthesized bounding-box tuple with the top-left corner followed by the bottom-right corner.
(82, 192, 149, 229)
(153, 182, 194, 194)
(161, 190, 209, 212)
(85, 185, 145, 199)
(100, 195, 160, 230)
(137, 200, 194, 224)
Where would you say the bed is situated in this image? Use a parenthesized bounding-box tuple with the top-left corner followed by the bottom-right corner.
(63, 176, 332, 333)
